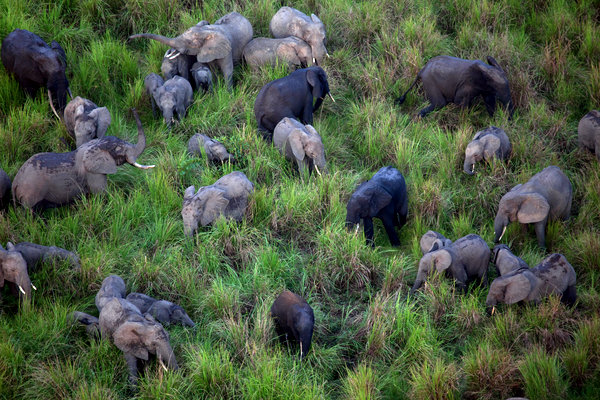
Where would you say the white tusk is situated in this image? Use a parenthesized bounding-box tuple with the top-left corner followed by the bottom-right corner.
(67, 87, 73, 99)
(18, 285, 26, 295)
(314, 165, 322, 176)
(164, 49, 175, 57)
(158, 356, 168, 372)
(31, 283, 37, 291)
(312, 57, 316, 64)
(133, 162, 155, 169)
(326, 53, 330, 58)
(471, 164, 475, 173)
(499, 226, 507, 241)
(168, 51, 180, 60)
(492, 306, 496, 315)
(300, 341, 303, 358)
(48, 90, 60, 119)
(354, 224, 360, 235)
(328, 92, 335, 103)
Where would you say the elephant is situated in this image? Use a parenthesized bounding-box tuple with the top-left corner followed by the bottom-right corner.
(397, 56, 514, 118)
(1, 29, 72, 118)
(10, 241, 81, 272)
(187, 133, 234, 164)
(125, 293, 195, 327)
(161, 49, 196, 82)
(254, 66, 334, 135)
(0, 243, 34, 301)
(12, 109, 154, 211)
(190, 62, 212, 92)
(419, 230, 452, 255)
(95, 274, 126, 312)
(463, 126, 511, 175)
(492, 244, 529, 276)
(144, 73, 164, 117)
(64, 96, 111, 148)
(0, 167, 10, 210)
(270, 290, 314, 359)
(411, 234, 490, 294)
(151, 76, 193, 127)
(486, 253, 577, 310)
(182, 171, 254, 237)
(270, 7, 328, 65)
(273, 117, 326, 176)
(578, 110, 600, 161)
(130, 12, 253, 88)
(243, 37, 314, 70)
(70, 311, 101, 338)
(346, 166, 408, 247)
(99, 297, 178, 384)
(494, 166, 572, 248)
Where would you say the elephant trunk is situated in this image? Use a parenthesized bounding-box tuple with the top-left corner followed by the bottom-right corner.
(310, 42, 327, 66)
(494, 214, 508, 243)
(16, 271, 33, 299)
(129, 33, 179, 50)
(181, 314, 195, 328)
(156, 342, 178, 371)
(126, 109, 154, 169)
(463, 158, 475, 175)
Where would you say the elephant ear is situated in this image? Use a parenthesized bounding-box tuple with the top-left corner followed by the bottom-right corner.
(486, 56, 505, 72)
(361, 185, 392, 216)
(517, 193, 550, 224)
(433, 249, 452, 272)
(82, 147, 117, 175)
(288, 129, 306, 161)
(195, 31, 232, 63)
(504, 273, 531, 304)
(480, 134, 501, 160)
(89, 107, 111, 137)
(306, 69, 323, 99)
(199, 187, 230, 226)
(113, 322, 150, 361)
(304, 124, 321, 140)
(50, 40, 67, 67)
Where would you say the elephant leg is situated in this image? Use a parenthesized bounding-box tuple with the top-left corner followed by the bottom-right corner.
(534, 220, 547, 249)
(302, 103, 314, 125)
(595, 136, 600, 161)
(396, 202, 408, 229)
(124, 353, 140, 385)
(217, 55, 234, 90)
(150, 98, 157, 118)
(418, 103, 438, 118)
(381, 216, 400, 247)
(176, 104, 186, 120)
(562, 285, 577, 306)
(363, 217, 375, 247)
(484, 95, 497, 116)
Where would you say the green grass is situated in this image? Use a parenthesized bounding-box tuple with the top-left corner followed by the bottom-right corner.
(1, 0, 600, 398)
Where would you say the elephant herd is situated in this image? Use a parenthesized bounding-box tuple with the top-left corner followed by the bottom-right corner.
(1, 3, 599, 385)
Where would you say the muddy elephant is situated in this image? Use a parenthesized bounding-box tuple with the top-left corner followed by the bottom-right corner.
(270, 7, 328, 65)
(64, 96, 111, 148)
(1, 29, 72, 118)
(243, 36, 314, 69)
(12, 109, 154, 211)
(578, 110, 600, 161)
(182, 171, 254, 236)
(494, 166, 572, 248)
(126, 293, 195, 327)
(411, 234, 490, 294)
(270, 290, 314, 359)
(0, 168, 10, 210)
(95, 275, 126, 312)
(187, 133, 234, 163)
(419, 230, 452, 255)
(463, 126, 511, 175)
(0, 243, 34, 301)
(273, 117, 326, 176)
(397, 56, 514, 118)
(492, 244, 529, 276)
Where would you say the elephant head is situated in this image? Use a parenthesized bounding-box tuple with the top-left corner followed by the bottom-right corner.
(482, 56, 514, 118)
(0, 243, 34, 299)
(463, 133, 501, 175)
(306, 67, 333, 112)
(287, 124, 326, 176)
(44, 40, 71, 118)
(65, 97, 111, 148)
(304, 14, 328, 65)
(190, 62, 212, 92)
(492, 244, 529, 276)
(419, 230, 452, 255)
(182, 185, 228, 236)
(485, 269, 539, 309)
(149, 301, 195, 328)
(411, 247, 459, 293)
(494, 190, 550, 243)
(345, 182, 392, 229)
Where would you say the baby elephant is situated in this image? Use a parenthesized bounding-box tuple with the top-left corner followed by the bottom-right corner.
(64, 96, 111, 148)
(95, 275, 126, 312)
(412, 234, 490, 294)
(494, 166, 572, 248)
(187, 133, 234, 163)
(463, 126, 511, 175)
(182, 171, 254, 236)
(273, 117, 326, 176)
(243, 37, 314, 70)
(492, 244, 529, 276)
(346, 166, 408, 247)
(486, 253, 576, 310)
(11, 241, 80, 272)
(144, 73, 164, 117)
(70, 311, 101, 338)
(271, 290, 314, 359)
(151, 75, 193, 127)
(578, 110, 600, 161)
(419, 230, 452, 255)
(190, 62, 212, 92)
(126, 293, 195, 327)
(0, 168, 10, 209)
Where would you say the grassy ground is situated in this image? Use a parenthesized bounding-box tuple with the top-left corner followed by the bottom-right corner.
(0, 0, 599, 398)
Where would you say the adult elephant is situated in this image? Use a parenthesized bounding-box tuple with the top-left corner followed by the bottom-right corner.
(254, 66, 334, 136)
(129, 12, 253, 88)
(0, 243, 34, 301)
(1, 29, 72, 118)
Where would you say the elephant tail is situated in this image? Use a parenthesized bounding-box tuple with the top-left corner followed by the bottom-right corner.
(396, 76, 420, 105)
(129, 33, 178, 49)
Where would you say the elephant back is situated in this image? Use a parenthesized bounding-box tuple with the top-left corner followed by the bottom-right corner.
(452, 234, 490, 276)
(524, 166, 572, 220)
(99, 298, 144, 339)
(213, 171, 254, 199)
(532, 253, 576, 296)
(214, 12, 253, 63)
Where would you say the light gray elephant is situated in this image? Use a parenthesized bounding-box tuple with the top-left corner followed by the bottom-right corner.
(99, 297, 178, 384)
(11, 241, 80, 272)
(0, 167, 10, 209)
(12, 109, 154, 211)
(419, 230, 452, 255)
(494, 166, 572, 248)
(486, 253, 576, 311)
(411, 234, 490, 294)
(273, 117, 326, 176)
(152, 76, 193, 127)
(182, 171, 254, 236)
(578, 110, 600, 161)
(160, 21, 209, 82)
(64, 96, 111, 148)
(0, 243, 34, 301)
(130, 12, 253, 88)
(270, 7, 328, 65)
(463, 126, 511, 175)
(144, 73, 164, 117)
(243, 36, 314, 70)
(190, 61, 212, 92)
(492, 244, 529, 276)
(187, 133, 234, 163)
(95, 274, 126, 312)
(126, 293, 195, 327)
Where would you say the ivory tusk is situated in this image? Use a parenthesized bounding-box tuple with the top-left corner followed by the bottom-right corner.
(327, 93, 335, 103)
(48, 90, 60, 119)
(133, 162, 155, 169)
(300, 341, 303, 358)
(492, 306, 496, 315)
(471, 164, 475, 173)
(164, 49, 175, 57)
(18, 285, 26, 295)
(314, 165, 322, 176)
(354, 224, 360, 235)
(326, 53, 330, 58)
(158, 356, 168, 372)
(67, 87, 73, 99)
(498, 226, 507, 241)
(168, 51, 180, 60)
(31, 283, 37, 291)
(312, 57, 316, 64)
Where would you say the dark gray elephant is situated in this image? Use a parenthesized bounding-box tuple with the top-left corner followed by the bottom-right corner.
(151, 76, 193, 127)
(126, 293, 195, 327)
(130, 12, 253, 88)
(243, 37, 314, 70)
(0, 243, 34, 301)
(12, 109, 154, 211)
(0, 167, 10, 210)
(10, 242, 80, 272)
(271, 290, 314, 359)
(95, 274, 126, 312)
(578, 110, 600, 161)
(144, 73, 164, 117)
(397, 56, 514, 118)
(190, 62, 212, 92)
(346, 167, 408, 247)
(273, 117, 326, 176)
(70, 311, 101, 338)
(419, 230, 452, 255)
(486, 253, 576, 310)
(463, 126, 511, 175)
(270, 7, 328, 65)
(492, 244, 529, 276)
(64, 96, 111, 148)
(1, 29, 72, 118)
(99, 297, 178, 384)
(411, 234, 490, 294)
(187, 133, 234, 163)
(182, 171, 254, 237)
(494, 166, 572, 248)
(254, 66, 334, 135)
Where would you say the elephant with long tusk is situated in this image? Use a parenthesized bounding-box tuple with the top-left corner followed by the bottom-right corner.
(0, 243, 35, 301)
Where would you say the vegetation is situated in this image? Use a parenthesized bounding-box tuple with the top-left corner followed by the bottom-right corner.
(1, 0, 599, 398)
